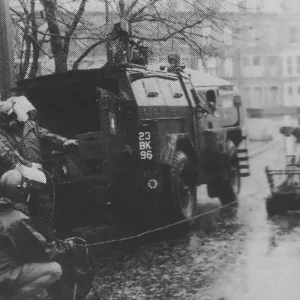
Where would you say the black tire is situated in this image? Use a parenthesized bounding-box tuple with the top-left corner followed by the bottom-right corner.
(266, 196, 288, 216)
(266, 197, 275, 216)
(207, 177, 221, 198)
(169, 151, 197, 226)
(218, 142, 241, 206)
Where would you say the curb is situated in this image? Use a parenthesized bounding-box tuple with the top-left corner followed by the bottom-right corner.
(248, 140, 277, 158)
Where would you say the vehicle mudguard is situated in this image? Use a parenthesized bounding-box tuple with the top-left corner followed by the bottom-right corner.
(204, 128, 228, 155)
(203, 127, 243, 179)
(160, 133, 197, 166)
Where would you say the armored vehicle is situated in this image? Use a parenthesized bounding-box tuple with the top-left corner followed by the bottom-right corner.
(17, 62, 249, 230)
(17, 23, 249, 230)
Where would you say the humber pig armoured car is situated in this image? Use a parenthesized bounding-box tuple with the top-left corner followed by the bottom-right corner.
(17, 25, 249, 231)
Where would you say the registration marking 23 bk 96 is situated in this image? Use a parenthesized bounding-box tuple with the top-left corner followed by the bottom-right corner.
(139, 131, 153, 160)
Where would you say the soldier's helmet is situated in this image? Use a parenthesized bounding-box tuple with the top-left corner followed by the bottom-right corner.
(0, 96, 37, 126)
(0, 170, 30, 214)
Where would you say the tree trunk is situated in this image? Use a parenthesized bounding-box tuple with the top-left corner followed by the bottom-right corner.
(19, 33, 31, 80)
(29, 0, 40, 78)
(105, 0, 113, 65)
(39, 0, 68, 73)
(53, 50, 68, 73)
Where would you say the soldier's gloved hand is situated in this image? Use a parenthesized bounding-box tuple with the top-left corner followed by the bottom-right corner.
(64, 239, 84, 253)
(63, 139, 78, 149)
(56, 239, 75, 253)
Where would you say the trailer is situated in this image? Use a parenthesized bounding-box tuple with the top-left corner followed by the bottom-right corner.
(265, 126, 300, 215)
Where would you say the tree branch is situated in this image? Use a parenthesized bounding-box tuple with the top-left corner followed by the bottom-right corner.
(72, 38, 106, 70)
(29, 0, 41, 78)
(65, 0, 88, 41)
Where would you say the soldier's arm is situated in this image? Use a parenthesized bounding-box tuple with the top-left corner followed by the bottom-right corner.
(0, 135, 32, 167)
(10, 218, 69, 263)
(36, 125, 68, 149)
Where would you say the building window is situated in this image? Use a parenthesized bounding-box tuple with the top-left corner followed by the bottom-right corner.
(287, 56, 293, 74)
(224, 58, 233, 77)
(242, 56, 250, 66)
(268, 56, 277, 65)
(207, 57, 217, 76)
(298, 86, 300, 94)
(268, 26, 277, 45)
(288, 86, 293, 95)
(243, 87, 251, 107)
(244, 87, 250, 96)
(289, 26, 298, 44)
(270, 86, 278, 106)
(297, 56, 300, 74)
(253, 87, 263, 108)
(253, 56, 260, 66)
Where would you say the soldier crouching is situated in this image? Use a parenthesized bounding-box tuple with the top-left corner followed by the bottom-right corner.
(0, 169, 98, 300)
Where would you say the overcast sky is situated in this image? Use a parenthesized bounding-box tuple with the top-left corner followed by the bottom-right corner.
(249, 0, 281, 12)
(244, 0, 300, 13)
(9, 0, 294, 14)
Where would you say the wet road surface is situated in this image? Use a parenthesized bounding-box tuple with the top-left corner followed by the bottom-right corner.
(86, 138, 300, 300)
(35, 138, 300, 300)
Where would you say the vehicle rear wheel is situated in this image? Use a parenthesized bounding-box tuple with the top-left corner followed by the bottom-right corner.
(266, 196, 288, 216)
(266, 197, 276, 216)
(218, 143, 241, 206)
(169, 151, 197, 227)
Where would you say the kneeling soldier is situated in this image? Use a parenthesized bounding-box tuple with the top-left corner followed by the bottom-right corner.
(0, 169, 96, 300)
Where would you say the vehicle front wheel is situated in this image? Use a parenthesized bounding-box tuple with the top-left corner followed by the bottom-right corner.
(218, 142, 241, 206)
(169, 151, 197, 227)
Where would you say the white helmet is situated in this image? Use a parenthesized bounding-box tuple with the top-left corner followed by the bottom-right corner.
(0, 96, 36, 125)
(0, 169, 30, 214)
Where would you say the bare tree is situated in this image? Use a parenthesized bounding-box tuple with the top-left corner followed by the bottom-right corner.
(11, 0, 44, 79)
(73, 0, 240, 69)
(11, 0, 241, 78)
(39, 0, 88, 73)
(11, 0, 100, 77)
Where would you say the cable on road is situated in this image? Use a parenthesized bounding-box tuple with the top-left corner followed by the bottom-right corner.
(69, 186, 265, 248)
(68, 142, 271, 248)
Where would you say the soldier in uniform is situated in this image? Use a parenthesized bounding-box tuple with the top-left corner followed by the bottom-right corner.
(0, 96, 78, 240)
(280, 126, 300, 160)
(0, 169, 97, 300)
(0, 169, 69, 299)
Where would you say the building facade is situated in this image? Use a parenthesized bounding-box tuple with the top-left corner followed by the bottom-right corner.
(215, 2, 300, 115)
(12, 0, 300, 118)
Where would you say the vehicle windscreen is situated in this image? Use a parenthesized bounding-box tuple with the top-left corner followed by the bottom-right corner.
(131, 77, 188, 107)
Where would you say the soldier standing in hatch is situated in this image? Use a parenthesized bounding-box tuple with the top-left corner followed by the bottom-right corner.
(0, 95, 78, 241)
